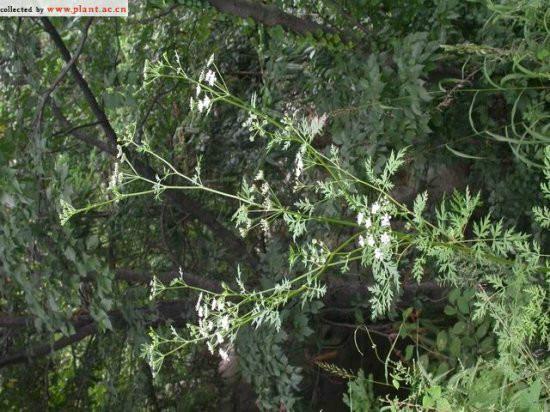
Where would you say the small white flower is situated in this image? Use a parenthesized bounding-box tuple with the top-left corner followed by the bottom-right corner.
(374, 248, 384, 260)
(220, 316, 230, 331)
(108, 162, 123, 190)
(295, 154, 304, 178)
(211, 298, 218, 311)
(216, 332, 224, 344)
(380, 232, 391, 244)
(367, 235, 375, 247)
(219, 348, 230, 362)
(242, 114, 256, 129)
(357, 212, 364, 226)
(358, 235, 365, 247)
(255, 169, 264, 181)
(195, 292, 203, 311)
(195, 83, 201, 97)
(371, 202, 381, 215)
(197, 95, 211, 113)
(205, 69, 216, 86)
(381, 214, 391, 227)
(364, 217, 372, 229)
(202, 94, 211, 110)
(260, 218, 269, 234)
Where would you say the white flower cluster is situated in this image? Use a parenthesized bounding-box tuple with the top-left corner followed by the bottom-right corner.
(108, 161, 123, 193)
(113, 143, 128, 194)
(356, 199, 393, 261)
(189, 56, 216, 114)
(234, 204, 252, 238)
(196, 94, 211, 113)
(294, 145, 307, 179)
(204, 69, 216, 87)
(241, 93, 268, 142)
(233, 172, 274, 238)
(301, 238, 329, 269)
(148, 275, 164, 301)
(242, 112, 259, 141)
(193, 292, 236, 362)
(191, 273, 325, 361)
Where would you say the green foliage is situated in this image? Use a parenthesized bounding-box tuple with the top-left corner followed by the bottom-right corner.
(344, 370, 379, 412)
(0, 0, 548, 410)
(238, 327, 303, 411)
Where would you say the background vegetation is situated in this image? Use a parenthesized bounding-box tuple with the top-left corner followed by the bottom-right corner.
(0, 0, 548, 410)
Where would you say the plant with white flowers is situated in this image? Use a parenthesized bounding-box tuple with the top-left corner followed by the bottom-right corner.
(64, 55, 549, 390)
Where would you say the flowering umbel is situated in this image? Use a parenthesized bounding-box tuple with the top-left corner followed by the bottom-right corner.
(356, 197, 394, 263)
(189, 56, 218, 115)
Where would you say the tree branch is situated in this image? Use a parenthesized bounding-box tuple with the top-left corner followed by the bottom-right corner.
(34, 17, 93, 135)
(206, 0, 333, 36)
(50, 100, 114, 154)
(0, 314, 30, 328)
(0, 299, 193, 368)
(40, 17, 118, 151)
(0, 322, 97, 368)
(41, 18, 256, 268)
